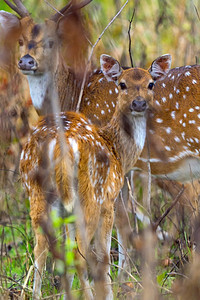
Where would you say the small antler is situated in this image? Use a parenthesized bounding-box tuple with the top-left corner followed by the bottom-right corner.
(51, 0, 92, 22)
(4, 0, 29, 17)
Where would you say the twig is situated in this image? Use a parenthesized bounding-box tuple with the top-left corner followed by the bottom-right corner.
(76, 0, 129, 112)
(119, 189, 133, 233)
(128, 8, 135, 67)
(152, 185, 185, 231)
(0, 275, 32, 292)
(43, 0, 64, 16)
(110, 262, 143, 288)
(21, 265, 34, 298)
(0, 168, 19, 175)
(126, 178, 150, 217)
(194, 4, 200, 21)
(111, 236, 140, 277)
(146, 134, 152, 214)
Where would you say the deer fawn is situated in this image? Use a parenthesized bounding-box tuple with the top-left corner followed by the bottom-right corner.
(19, 54, 169, 299)
(115, 58, 200, 274)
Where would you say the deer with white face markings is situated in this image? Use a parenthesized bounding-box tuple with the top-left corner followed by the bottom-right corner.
(0, 0, 93, 115)
(114, 57, 200, 276)
(20, 54, 169, 299)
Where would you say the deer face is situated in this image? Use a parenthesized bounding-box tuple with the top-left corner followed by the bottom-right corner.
(18, 17, 57, 75)
(117, 68, 154, 117)
(100, 54, 172, 123)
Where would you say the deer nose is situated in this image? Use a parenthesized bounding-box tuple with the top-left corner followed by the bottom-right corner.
(131, 99, 147, 112)
(18, 54, 37, 71)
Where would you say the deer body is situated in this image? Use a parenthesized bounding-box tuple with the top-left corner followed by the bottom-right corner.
(136, 64, 200, 181)
(115, 62, 200, 277)
(20, 54, 169, 299)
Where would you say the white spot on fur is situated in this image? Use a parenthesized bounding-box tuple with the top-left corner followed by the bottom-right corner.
(165, 127, 171, 134)
(86, 125, 92, 131)
(165, 146, 171, 151)
(156, 118, 163, 123)
(155, 100, 160, 106)
(174, 136, 181, 143)
(171, 111, 175, 119)
(185, 71, 191, 76)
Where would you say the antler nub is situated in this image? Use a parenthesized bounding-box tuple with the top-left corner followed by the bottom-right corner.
(51, 0, 92, 22)
(4, 0, 29, 17)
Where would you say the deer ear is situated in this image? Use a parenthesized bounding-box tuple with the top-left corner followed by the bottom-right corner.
(0, 11, 20, 36)
(149, 54, 172, 81)
(100, 54, 122, 83)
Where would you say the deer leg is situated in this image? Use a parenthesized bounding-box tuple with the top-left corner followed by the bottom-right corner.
(33, 229, 49, 299)
(93, 204, 114, 300)
(74, 229, 94, 300)
(29, 191, 49, 300)
(115, 171, 133, 279)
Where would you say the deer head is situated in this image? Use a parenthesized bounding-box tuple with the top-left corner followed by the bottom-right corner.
(0, 0, 92, 75)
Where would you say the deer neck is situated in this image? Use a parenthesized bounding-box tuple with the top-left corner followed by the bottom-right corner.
(26, 59, 81, 115)
(27, 71, 54, 115)
(100, 110, 147, 174)
(54, 60, 82, 112)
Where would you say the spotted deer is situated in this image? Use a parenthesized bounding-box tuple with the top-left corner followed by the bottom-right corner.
(115, 58, 200, 274)
(19, 54, 169, 299)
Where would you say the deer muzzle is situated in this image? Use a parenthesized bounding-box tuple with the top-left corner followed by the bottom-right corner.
(18, 54, 38, 73)
(130, 98, 147, 113)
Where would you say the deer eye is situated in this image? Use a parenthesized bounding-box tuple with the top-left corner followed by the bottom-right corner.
(119, 82, 127, 90)
(19, 39, 24, 47)
(148, 82, 154, 90)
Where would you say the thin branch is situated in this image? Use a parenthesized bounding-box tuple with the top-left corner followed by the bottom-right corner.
(0, 168, 19, 175)
(194, 4, 200, 21)
(111, 235, 140, 277)
(76, 0, 129, 112)
(146, 133, 152, 213)
(152, 185, 185, 231)
(21, 265, 34, 298)
(128, 8, 135, 67)
(44, 0, 65, 17)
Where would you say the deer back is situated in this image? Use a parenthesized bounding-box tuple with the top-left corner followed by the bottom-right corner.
(136, 64, 200, 181)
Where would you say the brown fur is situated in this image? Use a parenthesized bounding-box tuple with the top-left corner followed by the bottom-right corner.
(20, 55, 160, 299)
